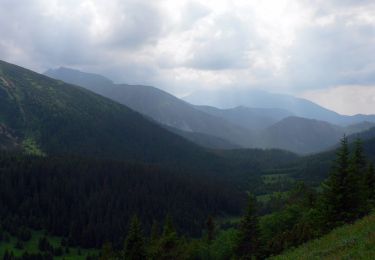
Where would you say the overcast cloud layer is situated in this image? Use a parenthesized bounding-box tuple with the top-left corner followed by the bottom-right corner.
(1, 0, 375, 114)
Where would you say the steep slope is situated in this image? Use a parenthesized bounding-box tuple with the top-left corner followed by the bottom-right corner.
(166, 126, 241, 150)
(348, 126, 375, 142)
(0, 60, 218, 166)
(4, 61, 324, 192)
(0, 153, 246, 246)
(259, 117, 344, 154)
(185, 89, 375, 126)
(44, 68, 372, 154)
(346, 121, 375, 134)
(196, 105, 293, 130)
(276, 135, 375, 185)
(271, 213, 375, 259)
(45, 67, 254, 148)
(0, 124, 19, 150)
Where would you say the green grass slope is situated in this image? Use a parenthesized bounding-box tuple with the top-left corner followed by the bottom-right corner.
(271, 213, 375, 259)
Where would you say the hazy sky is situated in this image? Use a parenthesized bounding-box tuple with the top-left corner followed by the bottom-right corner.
(1, 0, 375, 115)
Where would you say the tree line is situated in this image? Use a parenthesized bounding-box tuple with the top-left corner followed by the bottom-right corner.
(0, 153, 245, 250)
(1, 137, 374, 259)
(234, 137, 375, 259)
(94, 136, 374, 259)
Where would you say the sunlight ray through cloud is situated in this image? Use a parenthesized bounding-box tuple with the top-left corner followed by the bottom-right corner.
(0, 0, 374, 113)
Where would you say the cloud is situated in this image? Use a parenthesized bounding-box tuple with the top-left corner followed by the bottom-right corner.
(301, 85, 375, 115)
(284, 0, 375, 90)
(0, 0, 375, 113)
(184, 13, 254, 70)
(100, 0, 165, 49)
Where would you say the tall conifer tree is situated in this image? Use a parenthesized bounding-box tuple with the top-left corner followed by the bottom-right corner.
(348, 138, 367, 218)
(206, 215, 215, 243)
(321, 136, 351, 228)
(124, 215, 146, 260)
(234, 194, 261, 259)
(364, 163, 375, 209)
(154, 215, 183, 259)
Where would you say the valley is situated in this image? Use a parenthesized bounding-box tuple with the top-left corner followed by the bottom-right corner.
(1, 60, 375, 259)
(1, 1, 375, 259)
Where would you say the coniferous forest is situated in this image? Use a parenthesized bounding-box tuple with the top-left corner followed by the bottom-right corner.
(1, 60, 375, 259)
(1, 135, 374, 259)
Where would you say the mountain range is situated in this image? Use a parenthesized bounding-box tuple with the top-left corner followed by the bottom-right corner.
(45, 67, 375, 154)
(185, 88, 375, 126)
(3, 58, 375, 190)
(0, 60, 218, 168)
(0, 59, 304, 192)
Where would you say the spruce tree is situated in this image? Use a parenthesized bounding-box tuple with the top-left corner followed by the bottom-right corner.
(163, 215, 175, 237)
(206, 215, 215, 243)
(321, 136, 349, 228)
(364, 163, 375, 210)
(321, 136, 363, 228)
(150, 220, 159, 244)
(155, 215, 182, 260)
(348, 138, 367, 218)
(148, 220, 160, 258)
(123, 215, 146, 260)
(351, 138, 366, 170)
(234, 194, 260, 260)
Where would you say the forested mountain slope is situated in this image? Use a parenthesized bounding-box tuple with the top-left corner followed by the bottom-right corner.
(45, 67, 374, 154)
(259, 116, 344, 154)
(0, 153, 246, 248)
(45, 67, 254, 148)
(196, 105, 292, 130)
(185, 88, 375, 126)
(0, 60, 221, 167)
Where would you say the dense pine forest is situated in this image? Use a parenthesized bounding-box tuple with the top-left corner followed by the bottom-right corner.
(0, 153, 245, 246)
(1, 136, 374, 259)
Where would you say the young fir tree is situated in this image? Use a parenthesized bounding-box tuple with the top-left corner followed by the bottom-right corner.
(154, 215, 183, 260)
(123, 215, 146, 260)
(364, 163, 375, 209)
(349, 138, 365, 165)
(206, 215, 215, 243)
(344, 138, 367, 221)
(150, 220, 159, 244)
(148, 220, 160, 258)
(234, 194, 261, 260)
(321, 136, 362, 228)
(321, 136, 348, 228)
(349, 138, 367, 216)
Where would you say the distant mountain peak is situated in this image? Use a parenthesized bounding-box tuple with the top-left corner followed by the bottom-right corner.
(45, 67, 114, 89)
(185, 88, 375, 126)
(43, 66, 256, 149)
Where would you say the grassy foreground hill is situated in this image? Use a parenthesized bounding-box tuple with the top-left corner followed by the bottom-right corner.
(271, 213, 375, 259)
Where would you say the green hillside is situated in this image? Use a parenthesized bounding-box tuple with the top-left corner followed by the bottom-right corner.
(0, 60, 309, 190)
(0, 60, 218, 167)
(271, 213, 375, 260)
(44, 67, 255, 149)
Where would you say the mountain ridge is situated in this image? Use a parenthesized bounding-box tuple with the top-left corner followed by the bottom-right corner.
(44, 67, 375, 154)
(0, 60, 220, 168)
(185, 88, 375, 126)
(45, 67, 255, 148)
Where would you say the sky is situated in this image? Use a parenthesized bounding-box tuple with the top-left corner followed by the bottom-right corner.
(0, 0, 375, 115)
